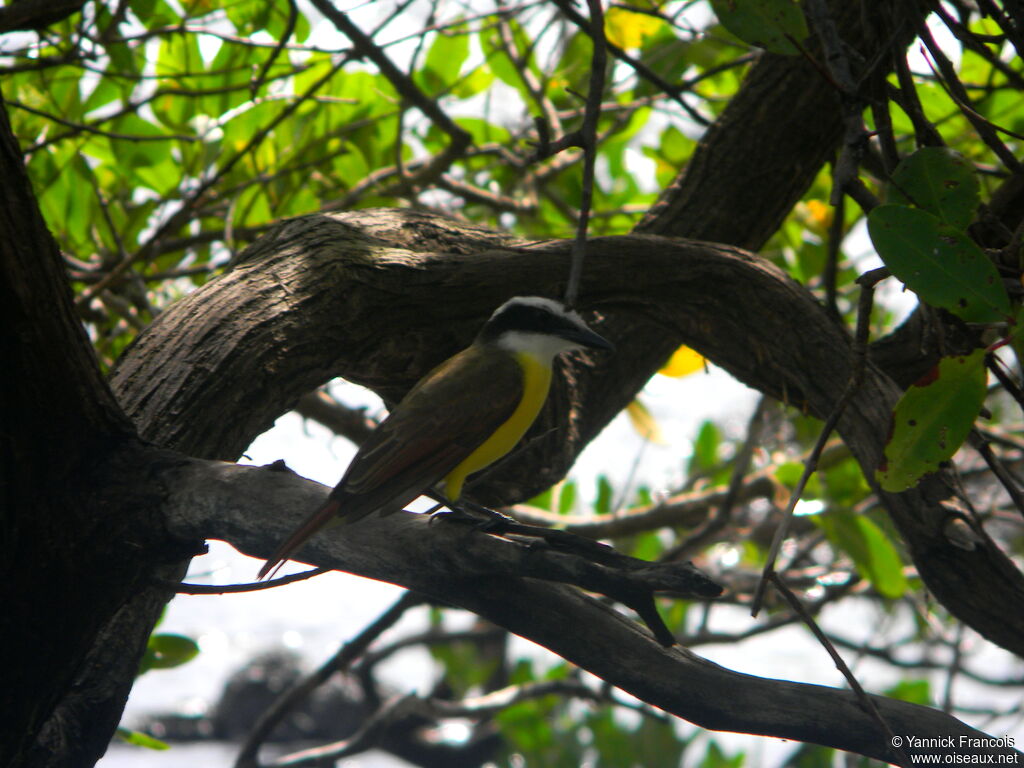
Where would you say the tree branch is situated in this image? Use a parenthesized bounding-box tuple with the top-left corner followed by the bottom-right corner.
(164, 458, 1019, 765)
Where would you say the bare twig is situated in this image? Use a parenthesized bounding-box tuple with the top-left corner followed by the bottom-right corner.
(968, 428, 1024, 520)
(986, 351, 1024, 416)
(564, 0, 606, 308)
(767, 573, 911, 768)
(251, 0, 298, 98)
(234, 591, 425, 768)
(917, 26, 1023, 171)
(176, 567, 329, 594)
(549, 0, 710, 126)
(751, 268, 884, 616)
(890, 60, 944, 147)
(512, 472, 779, 539)
(293, 390, 378, 448)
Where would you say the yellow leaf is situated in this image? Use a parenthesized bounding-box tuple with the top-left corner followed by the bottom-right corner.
(626, 398, 667, 445)
(605, 7, 663, 50)
(659, 346, 706, 378)
(796, 199, 834, 234)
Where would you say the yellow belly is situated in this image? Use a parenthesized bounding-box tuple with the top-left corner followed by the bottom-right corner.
(442, 352, 552, 500)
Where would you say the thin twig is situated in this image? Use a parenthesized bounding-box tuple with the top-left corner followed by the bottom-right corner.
(751, 268, 884, 616)
(917, 26, 1022, 171)
(564, 0, 606, 308)
(549, 0, 710, 126)
(968, 429, 1024, 520)
(251, 0, 297, 98)
(234, 591, 425, 768)
(890, 59, 944, 147)
(941, 623, 966, 713)
(823, 193, 844, 321)
(767, 573, 912, 768)
(986, 351, 1024, 415)
(176, 567, 329, 594)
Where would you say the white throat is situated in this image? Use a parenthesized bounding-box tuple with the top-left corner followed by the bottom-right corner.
(496, 330, 582, 362)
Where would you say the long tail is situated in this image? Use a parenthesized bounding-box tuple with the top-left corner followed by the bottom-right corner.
(257, 498, 341, 580)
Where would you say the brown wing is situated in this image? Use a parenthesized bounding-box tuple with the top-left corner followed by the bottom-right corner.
(334, 344, 524, 519)
(258, 346, 523, 579)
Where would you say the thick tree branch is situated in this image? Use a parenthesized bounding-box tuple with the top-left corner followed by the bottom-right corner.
(164, 458, 1019, 765)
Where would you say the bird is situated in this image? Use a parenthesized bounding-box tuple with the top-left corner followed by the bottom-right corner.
(258, 296, 613, 579)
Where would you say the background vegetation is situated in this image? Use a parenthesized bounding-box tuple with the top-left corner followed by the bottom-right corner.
(2, 0, 1023, 766)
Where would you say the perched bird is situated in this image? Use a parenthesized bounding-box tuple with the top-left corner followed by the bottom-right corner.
(258, 296, 613, 579)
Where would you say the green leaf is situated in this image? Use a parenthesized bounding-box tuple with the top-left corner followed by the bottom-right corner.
(479, 20, 538, 101)
(887, 147, 979, 229)
(885, 679, 932, 705)
(629, 530, 665, 561)
(115, 727, 170, 750)
(773, 461, 804, 488)
(877, 349, 987, 492)
(867, 205, 1010, 323)
(139, 633, 199, 674)
(130, 0, 177, 26)
(787, 744, 840, 768)
(110, 114, 175, 171)
(637, 33, 691, 99)
(634, 485, 652, 507)
(46, 65, 83, 119)
(225, 0, 272, 34)
(822, 456, 871, 508)
(550, 30, 594, 100)
(234, 183, 274, 227)
(201, 41, 260, 117)
(815, 512, 908, 598)
(699, 740, 745, 768)
(709, 0, 808, 55)
(429, 642, 499, 696)
(158, 33, 198, 79)
(82, 74, 122, 116)
(452, 66, 495, 99)
(526, 487, 553, 511)
(558, 480, 577, 515)
(452, 117, 511, 145)
(420, 26, 470, 94)
(690, 420, 721, 474)
(773, 461, 822, 498)
(593, 475, 613, 516)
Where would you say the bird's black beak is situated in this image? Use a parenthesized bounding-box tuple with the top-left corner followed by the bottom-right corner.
(562, 326, 615, 352)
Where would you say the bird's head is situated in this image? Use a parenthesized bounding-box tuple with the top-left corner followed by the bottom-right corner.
(477, 296, 613, 360)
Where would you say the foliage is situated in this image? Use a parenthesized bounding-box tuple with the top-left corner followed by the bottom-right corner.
(3, 0, 1024, 765)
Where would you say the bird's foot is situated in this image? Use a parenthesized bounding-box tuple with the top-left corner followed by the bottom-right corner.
(429, 502, 513, 533)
